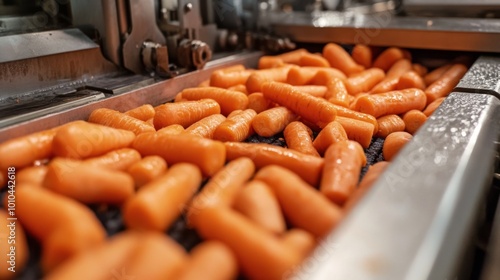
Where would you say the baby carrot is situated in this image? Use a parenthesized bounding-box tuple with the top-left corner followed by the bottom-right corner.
(209, 70, 254, 89)
(213, 109, 257, 142)
(44, 158, 135, 204)
(181, 87, 249, 116)
(252, 106, 297, 137)
(228, 84, 248, 94)
(258, 56, 285, 69)
(344, 161, 389, 212)
(194, 207, 302, 280)
(349, 92, 369, 110)
(371, 59, 412, 93)
(287, 66, 321, 85)
(176, 241, 238, 280)
(351, 44, 372, 69)
(330, 104, 378, 133)
(83, 148, 141, 171)
(188, 157, 255, 223)
(227, 109, 242, 118)
(423, 97, 445, 116)
(322, 43, 364, 76)
(247, 92, 272, 113)
(233, 180, 286, 234)
(383, 131, 413, 161)
(174, 92, 187, 102)
(321, 140, 366, 205)
(336, 116, 375, 149)
(127, 155, 167, 188)
(17, 165, 48, 186)
(275, 48, 309, 64)
(425, 64, 468, 104)
(262, 81, 337, 128)
(312, 121, 348, 156)
(355, 88, 427, 118)
(123, 163, 202, 231)
(310, 68, 347, 85)
(293, 85, 328, 98)
(133, 132, 226, 177)
(282, 229, 316, 260)
(299, 52, 330, 67)
(154, 99, 221, 129)
(397, 70, 426, 90)
(0, 210, 28, 278)
(217, 64, 246, 73)
(184, 114, 226, 138)
(423, 64, 452, 86)
(325, 77, 349, 107)
(283, 121, 320, 157)
(157, 124, 185, 135)
(345, 68, 385, 95)
(412, 63, 428, 76)
(124, 104, 155, 121)
(225, 142, 324, 186)
(52, 121, 136, 159)
(372, 47, 406, 71)
(246, 66, 292, 93)
(403, 110, 428, 135)
(88, 108, 155, 135)
(376, 114, 406, 138)
(255, 165, 343, 237)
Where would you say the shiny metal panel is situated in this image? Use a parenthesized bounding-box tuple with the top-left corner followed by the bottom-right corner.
(456, 56, 500, 98)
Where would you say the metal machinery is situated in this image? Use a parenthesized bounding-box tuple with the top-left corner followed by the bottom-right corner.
(1, 0, 500, 279)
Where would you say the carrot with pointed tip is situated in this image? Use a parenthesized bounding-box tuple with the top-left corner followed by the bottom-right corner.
(0, 210, 28, 278)
(233, 180, 286, 234)
(154, 99, 221, 129)
(371, 59, 412, 93)
(88, 108, 155, 135)
(283, 121, 320, 157)
(299, 52, 330, 67)
(397, 70, 426, 90)
(312, 121, 348, 156)
(17, 165, 48, 186)
(351, 44, 372, 69)
(424, 64, 452, 86)
(261, 81, 337, 128)
(252, 106, 297, 137)
(423, 97, 445, 116)
(247, 92, 272, 113)
(184, 114, 226, 138)
(383, 131, 413, 161)
(292, 85, 328, 98)
(335, 116, 374, 149)
(157, 124, 185, 135)
(345, 68, 385, 95)
(123, 163, 201, 231)
(373, 47, 406, 71)
(124, 104, 156, 121)
(246, 66, 292, 93)
(127, 155, 168, 188)
(213, 109, 257, 142)
(227, 84, 248, 94)
(53, 121, 136, 159)
(180, 87, 249, 116)
(355, 88, 427, 118)
(258, 56, 285, 69)
(225, 142, 324, 186)
(323, 43, 364, 76)
(83, 148, 141, 171)
(282, 229, 316, 260)
(412, 63, 428, 76)
(344, 161, 389, 212)
(325, 77, 349, 107)
(425, 64, 468, 104)
(330, 104, 378, 133)
(310, 68, 347, 85)
(376, 114, 405, 138)
(403, 110, 427, 135)
(210, 70, 254, 89)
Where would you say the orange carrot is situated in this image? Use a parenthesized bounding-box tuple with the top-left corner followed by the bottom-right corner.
(373, 47, 406, 71)
(325, 77, 349, 107)
(123, 163, 202, 231)
(88, 108, 155, 135)
(330, 104, 378, 133)
(194, 207, 302, 280)
(423, 97, 445, 116)
(217, 64, 246, 73)
(344, 161, 389, 212)
(184, 114, 226, 138)
(376, 114, 406, 138)
(132, 132, 226, 177)
(247, 92, 273, 113)
(425, 64, 468, 104)
(44, 158, 135, 204)
(412, 63, 428, 76)
(52, 121, 136, 159)
(157, 124, 185, 135)
(17, 165, 48, 186)
(83, 148, 141, 171)
(292, 85, 328, 98)
(252, 106, 297, 137)
(371, 59, 412, 93)
(309, 68, 347, 85)
(233, 180, 286, 234)
(282, 229, 316, 260)
(227, 109, 243, 119)
(0, 210, 28, 278)
(15, 187, 105, 272)
(312, 121, 348, 156)
(180, 87, 249, 116)
(262, 81, 337, 128)
(124, 104, 156, 121)
(127, 155, 168, 188)
(227, 84, 248, 94)
(322, 43, 364, 76)
(213, 109, 257, 142)
(210, 70, 254, 89)
(354, 88, 427, 118)
(403, 110, 428, 135)
(258, 56, 285, 69)
(255, 165, 343, 237)
(345, 68, 385, 95)
(246, 66, 292, 93)
(396, 70, 426, 90)
(351, 44, 372, 69)
(383, 131, 413, 161)
(349, 92, 369, 110)
(225, 142, 324, 186)
(275, 48, 309, 64)
(321, 140, 366, 205)
(335, 116, 375, 149)
(423, 64, 452, 86)
(154, 99, 221, 129)
(188, 157, 255, 226)
(174, 92, 187, 102)
(198, 79, 210, 87)
(177, 241, 238, 280)
(299, 52, 330, 67)
(283, 121, 320, 157)
(287, 66, 323, 85)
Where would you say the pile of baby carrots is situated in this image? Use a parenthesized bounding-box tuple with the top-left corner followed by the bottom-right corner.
(0, 43, 468, 280)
